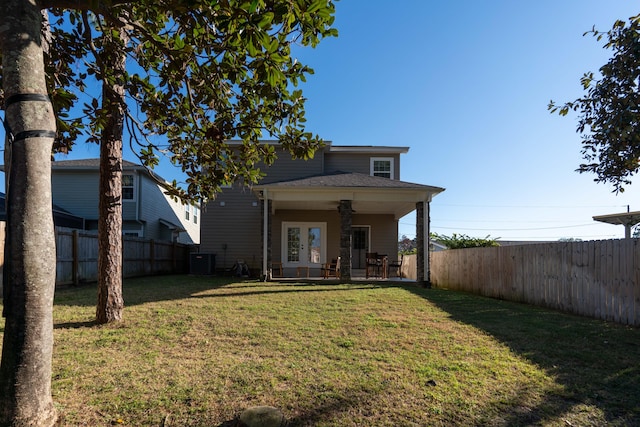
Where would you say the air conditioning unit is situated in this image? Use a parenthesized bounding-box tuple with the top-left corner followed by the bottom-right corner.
(190, 253, 216, 275)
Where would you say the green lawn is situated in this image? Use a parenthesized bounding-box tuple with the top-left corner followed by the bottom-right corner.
(2, 276, 639, 426)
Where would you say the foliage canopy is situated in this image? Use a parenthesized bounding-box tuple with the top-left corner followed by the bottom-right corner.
(549, 14, 640, 193)
(2, 1, 338, 202)
(431, 233, 500, 250)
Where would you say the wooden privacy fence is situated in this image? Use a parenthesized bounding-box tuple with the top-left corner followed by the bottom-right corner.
(400, 254, 417, 280)
(0, 226, 193, 287)
(55, 228, 193, 285)
(430, 239, 640, 326)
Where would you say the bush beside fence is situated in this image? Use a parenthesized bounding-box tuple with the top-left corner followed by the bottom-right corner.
(430, 239, 640, 326)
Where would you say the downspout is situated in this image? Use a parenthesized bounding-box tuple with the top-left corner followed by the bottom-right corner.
(136, 172, 143, 234)
(136, 172, 141, 221)
(423, 200, 430, 286)
(262, 189, 269, 279)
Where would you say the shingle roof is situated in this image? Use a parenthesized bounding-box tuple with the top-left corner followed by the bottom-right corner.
(50, 158, 170, 184)
(258, 171, 444, 192)
(52, 158, 140, 168)
(0, 192, 82, 223)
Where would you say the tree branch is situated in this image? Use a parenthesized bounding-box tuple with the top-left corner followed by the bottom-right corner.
(41, 0, 132, 11)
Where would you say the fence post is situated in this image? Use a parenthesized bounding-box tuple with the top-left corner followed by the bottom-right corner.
(150, 239, 155, 275)
(72, 229, 79, 285)
(172, 241, 177, 273)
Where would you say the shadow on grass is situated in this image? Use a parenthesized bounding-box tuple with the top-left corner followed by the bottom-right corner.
(53, 275, 242, 309)
(284, 394, 373, 427)
(405, 285, 640, 426)
(53, 320, 97, 330)
(53, 276, 377, 311)
(188, 284, 379, 300)
(215, 394, 371, 427)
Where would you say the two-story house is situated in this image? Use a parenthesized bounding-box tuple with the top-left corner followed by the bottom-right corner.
(49, 159, 200, 244)
(199, 142, 444, 282)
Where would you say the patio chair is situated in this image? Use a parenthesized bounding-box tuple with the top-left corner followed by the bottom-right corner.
(388, 255, 403, 278)
(322, 257, 340, 278)
(365, 252, 382, 278)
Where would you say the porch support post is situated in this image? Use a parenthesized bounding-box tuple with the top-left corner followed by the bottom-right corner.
(261, 190, 270, 280)
(338, 200, 353, 281)
(416, 201, 431, 288)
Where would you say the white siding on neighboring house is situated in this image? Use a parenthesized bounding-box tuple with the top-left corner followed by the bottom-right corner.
(138, 175, 200, 245)
(168, 199, 200, 245)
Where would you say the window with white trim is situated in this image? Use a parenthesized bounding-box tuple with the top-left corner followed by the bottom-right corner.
(122, 174, 134, 200)
(370, 157, 394, 179)
(185, 204, 190, 221)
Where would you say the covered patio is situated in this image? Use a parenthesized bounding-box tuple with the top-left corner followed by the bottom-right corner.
(253, 171, 444, 286)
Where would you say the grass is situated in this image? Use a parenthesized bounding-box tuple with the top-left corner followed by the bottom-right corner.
(1, 275, 639, 426)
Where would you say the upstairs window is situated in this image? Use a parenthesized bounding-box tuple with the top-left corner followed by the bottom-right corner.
(185, 204, 198, 223)
(122, 174, 134, 200)
(371, 157, 394, 179)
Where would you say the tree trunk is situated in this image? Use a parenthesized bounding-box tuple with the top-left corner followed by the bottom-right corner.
(0, 1, 58, 425)
(96, 20, 127, 324)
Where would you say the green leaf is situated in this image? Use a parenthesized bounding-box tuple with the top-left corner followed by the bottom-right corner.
(258, 12, 274, 28)
(173, 34, 185, 49)
(307, 0, 327, 14)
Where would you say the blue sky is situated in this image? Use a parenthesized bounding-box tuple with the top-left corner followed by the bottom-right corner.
(29, 1, 640, 241)
(291, 0, 640, 241)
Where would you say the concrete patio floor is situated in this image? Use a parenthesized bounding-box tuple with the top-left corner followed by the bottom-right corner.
(270, 268, 417, 285)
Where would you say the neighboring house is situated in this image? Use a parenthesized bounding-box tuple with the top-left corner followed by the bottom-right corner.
(430, 240, 448, 252)
(0, 192, 85, 229)
(46, 159, 200, 244)
(199, 142, 444, 282)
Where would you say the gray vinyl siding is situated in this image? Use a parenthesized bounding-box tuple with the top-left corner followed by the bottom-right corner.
(202, 205, 400, 274)
(198, 146, 324, 271)
(199, 146, 408, 274)
(359, 214, 398, 260)
(122, 171, 141, 221)
(51, 170, 140, 221)
(51, 166, 198, 243)
(122, 199, 138, 221)
(324, 152, 401, 180)
(260, 147, 324, 183)
(137, 175, 155, 236)
(51, 171, 100, 219)
(200, 185, 263, 271)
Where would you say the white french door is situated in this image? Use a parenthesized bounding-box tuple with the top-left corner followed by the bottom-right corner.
(282, 222, 326, 268)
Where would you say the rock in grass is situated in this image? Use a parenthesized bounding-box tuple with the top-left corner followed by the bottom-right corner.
(238, 406, 284, 427)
